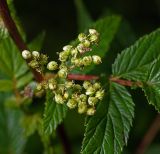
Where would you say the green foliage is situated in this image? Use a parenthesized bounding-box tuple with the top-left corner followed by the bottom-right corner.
(81, 82, 134, 154)
(0, 93, 26, 154)
(74, 0, 93, 32)
(112, 29, 160, 81)
(43, 91, 68, 134)
(143, 58, 160, 111)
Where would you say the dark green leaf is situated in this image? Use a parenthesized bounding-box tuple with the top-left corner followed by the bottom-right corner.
(43, 91, 68, 134)
(0, 80, 13, 91)
(74, 0, 93, 32)
(112, 28, 160, 81)
(143, 58, 160, 111)
(81, 82, 134, 154)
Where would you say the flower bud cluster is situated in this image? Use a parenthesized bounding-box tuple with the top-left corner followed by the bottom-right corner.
(22, 29, 104, 116)
(22, 50, 48, 73)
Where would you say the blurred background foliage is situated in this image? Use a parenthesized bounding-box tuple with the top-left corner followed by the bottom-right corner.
(0, 0, 160, 153)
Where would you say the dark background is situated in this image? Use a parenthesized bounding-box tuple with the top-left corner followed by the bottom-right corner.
(13, 0, 160, 153)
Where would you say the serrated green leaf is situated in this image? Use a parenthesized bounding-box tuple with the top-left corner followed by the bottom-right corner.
(43, 91, 68, 134)
(0, 93, 26, 154)
(81, 82, 134, 154)
(74, 0, 93, 32)
(143, 58, 160, 111)
(0, 38, 33, 89)
(112, 28, 160, 81)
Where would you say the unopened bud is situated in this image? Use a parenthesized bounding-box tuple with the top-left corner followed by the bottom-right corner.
(83, 81, 91, 89)
(83, 40, 90, 47)
(65, 81, 74, 88)
(67, 99, 77, 109)
(58, 68, 68, 78)
(29, 60, 39, 68)
(59, 51, 69, 62)
(92, 55, 102, 64)
(63, 91, 69, 99)
(78, 102, 87, 114)
(80, 94, 87, 102)
(63, 45, 72, 51)
(48, 82, 56, 90)
(77, 43, 84, 53)
(22, 50, 31, 59)
(90, 34, 98, 43)
(55, 94, 64, 104)
(87, 107, 96, 116)
(78, 33, 87, 42)
(47, 61, 58, 71)
(71, 48, 78, 57)
(95, 90, 105, 100)
(32, 51, 40, 58)
(88, 97, 98, 106)
(82, 56, 92, 66)
(89, 29, 98, 35)
(36, 83, 42, 91)
(86, 87, 95, 96)
(93, 82, 101, 90)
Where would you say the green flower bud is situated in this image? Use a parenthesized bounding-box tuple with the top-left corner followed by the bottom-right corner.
(86, 87, 95, 96)
(95, 89, 105, 100)
(58, 68, 68, 78)
(71, 58, 82, 67)
(88, 97, 98, 106)
(87, 107, 96, 116)
(78, 33, 87, 42)
(29, 60, 39, 68)
(83, 40, 90, 47)
(92, 55, 102, 64)
(47, 61, 58, 71)
(63, 45, 72, 51)
(67, 99, 77, 109)
(65, 81, 74, 88)
(89, 29, 98, 35)
(82, 56, 92, 66)
(59, 51, 69, 62)
(40, 54, 48, 65)
(71, 48, 78, 57)
(83, 81, 91, 89)
(78, 102, 87, 114)
(55, 93, 64, 104)
(63, 91, 69, 99)
(74, 84, 82, 91)
(36, 83, 42, 91)
(93, 82, 101, 90)
(77, 43, 84, 53)
(90, 34, 98, 43)
(48, 82, 56, 90)
(22, 50, 31, 59)
(32, 51, 40, 58)
(80, 94, 87, 102)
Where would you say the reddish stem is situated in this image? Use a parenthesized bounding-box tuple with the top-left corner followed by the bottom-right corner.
(68, 74, 99, 80)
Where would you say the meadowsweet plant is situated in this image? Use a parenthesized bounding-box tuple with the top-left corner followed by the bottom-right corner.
(22, 29, 104, 116)
(1, 0, 160, 154)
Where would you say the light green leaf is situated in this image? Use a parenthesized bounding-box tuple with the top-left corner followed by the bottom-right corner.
(0, 93, 26, 154)
(0, 80, 13, 91)
(74, 0, 93, 32)
(0, 38, 33, 89)
(43, 91, 68, 134)
(112, 28, 160, 81)
(0, 17, 9, 40)
(143, 58, 160, 111)
(81, 82, 134, 154)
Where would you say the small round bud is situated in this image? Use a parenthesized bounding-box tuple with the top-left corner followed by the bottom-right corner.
(67, 99, 77, 109)
(74, 84, 82, 91)
(47, 61, 58, 71)
(95, 89, 105, 100)
(89, 29, 98, 35)
(59, 51, 69, 62)
(63, 45, 72, 51)
(36, 83, 42, 91)
(78, 102, 87, 114)
(71, 58, 83, 67)
(86, 87, 95, 96)
(55, 93, 64, 104)
(80, 94, 87, 102)
(78, 33, 87, 42)
(41, 54, 48, 64)
(87, 107, 96, 116)
(65, 81, 74, 89)
(83, 81, 91, 89)
(29, 60, 39, 68)
(48, 82, 56, 90)
(93, 82, 101, 90)
(22, 50, 31, 59)
(32, 51, 40, 58)
(83, 40, 90, 47)
(88, 97, 98, 106)
(77, 43, 84, 53)
(58, 68, 68, 78)
(63, 91, 69, 99)
(82, 56, 92, 66)
(71, 48, 78, 57)
(92, 55, 102, 64)
(90, 34, 98, 43)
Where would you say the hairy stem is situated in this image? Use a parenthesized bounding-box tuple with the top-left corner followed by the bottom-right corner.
(0, 0, 72, 153)
(135, 114, 160, 154)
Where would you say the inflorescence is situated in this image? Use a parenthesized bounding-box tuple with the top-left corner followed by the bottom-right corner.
(22, 29, 104, 116)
